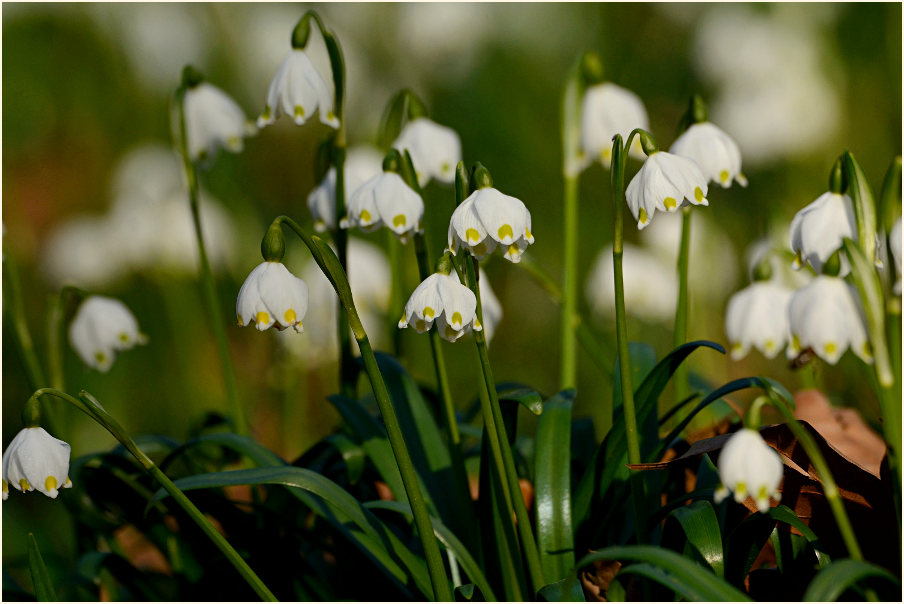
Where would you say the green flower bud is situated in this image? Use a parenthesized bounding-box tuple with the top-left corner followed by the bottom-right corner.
(677, 94, 708, 133)
(638, 130, 658, 156)
(261, 222, 286, 262)
(471, 162, 493, 190)
(580, 51, 604, 86)
(181, 65, 204, 89)
(382, 148, 403, 174)
(406, 90, 428, 120)
(752, 256, 774, 282)
(291, 15, 312, 50)
(829, 156, 846, 194)
(435, 251, 456, 276)
(21, 395, 41, 428)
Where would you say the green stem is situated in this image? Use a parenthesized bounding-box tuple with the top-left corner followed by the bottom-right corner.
(30, 388, 276, 601)
(560, 174, 580, 389)
(176, 91, 246, 436)
(277, 216, 451, 601)
(765, 389, 864, 561)
(388, 231, 405, 358)
(673, 207, 692, 406)
(46, 293, 65, 392)
(610, 133, 647, 542)
(465, 257, 547, 595)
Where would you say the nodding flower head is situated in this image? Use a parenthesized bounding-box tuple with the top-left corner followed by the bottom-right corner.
(448, 187, 534, 263)
(398, 272, 481, 343)
(625, 151, 709, 230)
(392, 118, 461, 187)
(724, 281, 793, 361)
(69, 296, 147, 372)
(579, 83, 649, 169)
(340, 171, 424, 243)
(2, 427, 72, 501)
(669, 122, 747, 189)
(257, 49, 338, 130)
(714, 428, 783, 513)
(236, 261, 309, 333)
(789, 191, 857, 275)
(183, 82, 253, 162)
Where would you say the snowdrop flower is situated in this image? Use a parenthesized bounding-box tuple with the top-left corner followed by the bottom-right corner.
(2, 427, 72, 500)
(392, 118, 461, 187)
(580, 83, 649, 168)
(307, 146, 383, 232)
(724, 281, 793, 360)
(585, 242, 678, 323)
(787, 275, 871, 365)
(257, 48, 338, 129)
(236, 261, 308, 333)
(478, 269, 503, 344)
(340, 170, 424, 243)
(69, 296, 147, 372)
(789, 192, 856, 275)
(890, 216, 901, 296)
(669, 122, 747, 188)
(625, 151, 709, 230)
(448, 175, 534, 263)
(183, 80, 253, 162)
(399, 271, 481, 343)
(714, 428, 783, 513)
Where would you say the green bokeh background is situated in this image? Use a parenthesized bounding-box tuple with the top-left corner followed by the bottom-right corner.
(3, 2, 901, 587)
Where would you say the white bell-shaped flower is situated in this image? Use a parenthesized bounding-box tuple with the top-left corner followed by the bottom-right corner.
(307, 146, 383, 232)
(669, 122, 747, 188)
(625, 151, 709, 230)
(789, 191, 856, 275)
(69, 296, 148, 372)
(890, 216, 901, 296)
(724, 281, 793, 360)
(184, 83, 253, 162)
(714, 428, 783, 513)
(236, 261, 308, 333)
(2, 427, 72, 500)
(477, 269, 503, 344)
(580, 83, 649, 169)
(392, 118, 461, 187)
(257, 49, 338, 129)
(339, 171, 424, 243)
(585, 242, 678, 323)
(448, 187, 534, 263)
(787, 275, 871, 365)
(399, 272, 481, 343)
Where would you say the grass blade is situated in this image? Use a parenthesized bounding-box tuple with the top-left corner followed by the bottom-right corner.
(27, 534, 56, 602)
(804, 559, 900, 601)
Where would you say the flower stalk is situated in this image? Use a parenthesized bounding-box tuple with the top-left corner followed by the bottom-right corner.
(175, 80, 247, 437)
(673, 207, 692, 406)
(27, 388, 277, 601)
(271, 215, 452, 601)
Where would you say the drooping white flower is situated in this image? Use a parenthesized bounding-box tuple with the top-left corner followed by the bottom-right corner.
(724, 281, 793, 360)
(714, 428, 783, 513)
(2, 427, 72, 500)
(184, 82, 253, 161)
(339, 171, 424, 243)
(448, 187, 534, 263)
(257, 49, 338, 129)
(236, 261, 308, 333)
(307, 146, 384, 232)
(625, 151, 709, 230)
(41, 217, 129, 289)
(392, 117, 461, 187)
(278, 238, 390, 366)
(787, 275, 871, 365)
(69, 296, 147, 372)
(477, 269, 503, 344)
(669, 122, 747, 188)
(789, 191, 856, 275)
(399, 272, 481, 343)
(890, 216, 901, 296)
(585, 242, 678, 323)
(579, 83, 650, 169)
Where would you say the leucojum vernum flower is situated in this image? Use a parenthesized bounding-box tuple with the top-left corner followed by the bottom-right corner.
(2, 427, 72, 500)
(237, 261, 309, 333)
(398, 270, 481, 343)
(714, 428, 784, 513)
(69, 295, 148, 372)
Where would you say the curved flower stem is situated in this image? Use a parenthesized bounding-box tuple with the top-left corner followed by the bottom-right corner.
(29, 388, 277, 601)
(464, 257, 547, 595)
(275, 216, 452, 602)
(388, 231, 405, 357)
(763, 388, 864, 561)
(560, 174, 580, 390)
(610, 131, 648, 542)
(672, 207, 692, 408)
(175, 91, 247, 436)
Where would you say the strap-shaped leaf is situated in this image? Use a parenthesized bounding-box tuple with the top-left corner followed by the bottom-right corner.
(576, 546, 750, 601)
(766, 505, 830, 569)
(843, 151, 878, 266)
(497, 382, 544, 416)
(366, 500, 497, 602)
(804, 559, 900, 601)
(150, 467, 432, 599)
(534, 390, 578, 585)
(665, 500, 724, 578)
(27, 534, 56, 602)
